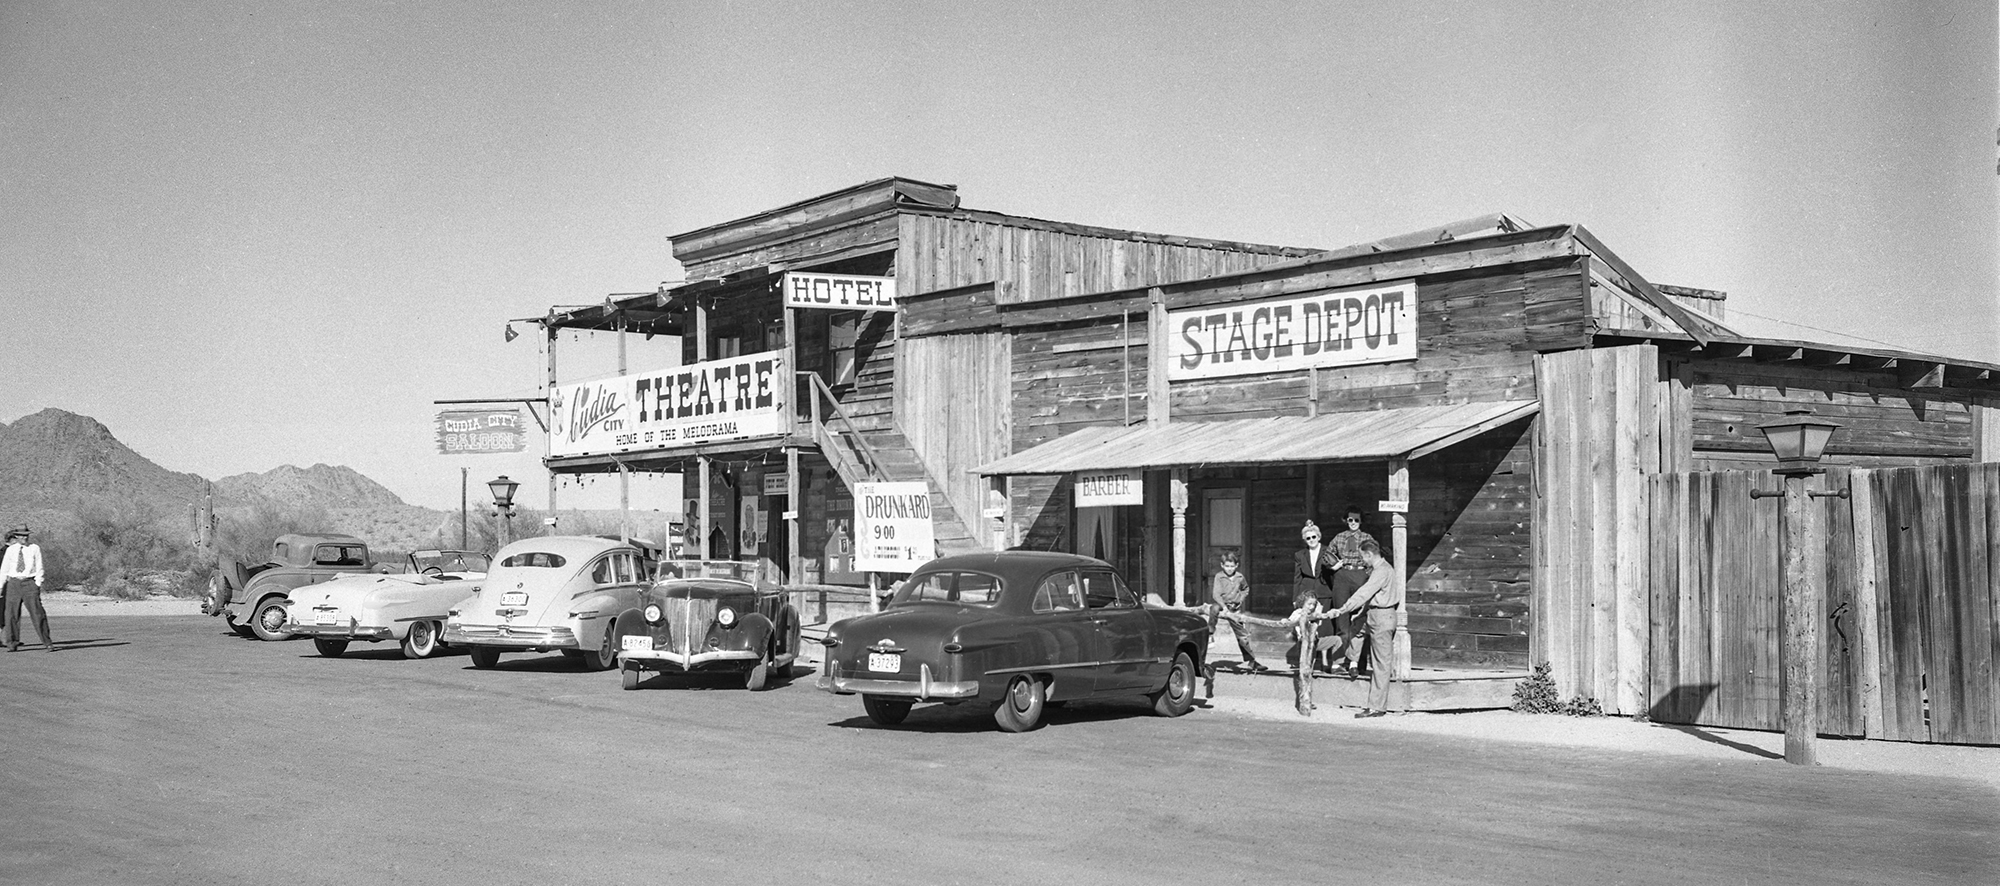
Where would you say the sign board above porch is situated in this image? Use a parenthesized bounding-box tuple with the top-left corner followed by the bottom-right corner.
(1167, 279, 1417, 380)
(435, 408, 526, 455)
(1074, 469, 1144, 507)
(784, 272, 897, 312)
(547, 351, 789, 459)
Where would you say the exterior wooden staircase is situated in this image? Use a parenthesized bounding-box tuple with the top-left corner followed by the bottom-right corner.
(799, 374, 985, 556)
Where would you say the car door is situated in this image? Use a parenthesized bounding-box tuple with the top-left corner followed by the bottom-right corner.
(1025, 570, 1098, 701)
(1081, 568, 1153, 693)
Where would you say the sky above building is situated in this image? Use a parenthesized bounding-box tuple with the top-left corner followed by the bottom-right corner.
(2, 1, 1993, 510)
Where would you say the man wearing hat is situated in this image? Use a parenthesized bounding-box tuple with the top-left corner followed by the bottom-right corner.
(2, 525, 53, 652)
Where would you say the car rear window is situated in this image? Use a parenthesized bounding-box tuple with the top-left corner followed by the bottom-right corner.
(893, 571, 1003, 607)
(500, 552, 566, 568)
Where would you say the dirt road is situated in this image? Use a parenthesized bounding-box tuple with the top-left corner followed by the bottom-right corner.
(1, 616, 1994, 885)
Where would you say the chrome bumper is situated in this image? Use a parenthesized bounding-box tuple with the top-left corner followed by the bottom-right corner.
(817, 663, 980, 700)
(622, 647, 759, 669)
(444, 624, 577, 649)
(283, 622, 393, 641)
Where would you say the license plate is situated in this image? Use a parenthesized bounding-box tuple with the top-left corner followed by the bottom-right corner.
(314, 611, 338, 625)
(621, 635, 653, 651)
(867, 652, 901, 673)
(500, 592, 528, 607)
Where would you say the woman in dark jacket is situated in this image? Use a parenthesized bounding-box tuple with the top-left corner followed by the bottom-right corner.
(1292, 520, 1337, 671)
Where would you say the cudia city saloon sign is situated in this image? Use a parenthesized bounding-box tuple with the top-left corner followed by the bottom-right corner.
(1167, 280, 1417, 381)
(547, 351, 789, 459)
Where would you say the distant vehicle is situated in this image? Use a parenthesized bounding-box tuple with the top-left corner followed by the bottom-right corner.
(817, 552, 1210, 732)
(611, 559, 802, 691)
(282, 550, 491, 659)
(444, 536, 655, 671)
(206, 534, 372, 641)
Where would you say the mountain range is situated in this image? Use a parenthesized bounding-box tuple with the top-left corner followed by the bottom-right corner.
(0, 407, 450, 552)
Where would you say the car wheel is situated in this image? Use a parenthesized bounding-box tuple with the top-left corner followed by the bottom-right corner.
(621, 662, 643, 690)
(468, 646, 502, 669)
(1150, 651, 1198, 717)
(312, 637, 348, 657)
(582, 627, 619, 671)
(249, 597, 292, 642)
(861, 695, 912, 726)
(994, 675, 1046, 732)
(400, 620, 440, 659)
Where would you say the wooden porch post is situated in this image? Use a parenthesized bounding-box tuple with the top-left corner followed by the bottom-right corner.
(1388, 457, 1411, 681)
(787, 446, 801, 583)
(546, 320, 559, 513)
(1171, 469, 1189, 608)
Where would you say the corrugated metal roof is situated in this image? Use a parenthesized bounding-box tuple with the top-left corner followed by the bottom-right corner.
(975, 400, 1539, 475)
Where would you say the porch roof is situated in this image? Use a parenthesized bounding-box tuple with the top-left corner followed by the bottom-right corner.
(974, 400, 1539, 475)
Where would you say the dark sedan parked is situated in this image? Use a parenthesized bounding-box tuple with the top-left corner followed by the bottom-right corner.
(612, 560, 801, 691)
(816, 551, 1209, 732)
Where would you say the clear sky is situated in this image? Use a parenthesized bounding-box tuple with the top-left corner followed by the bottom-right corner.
(3, 1, 1993, 510)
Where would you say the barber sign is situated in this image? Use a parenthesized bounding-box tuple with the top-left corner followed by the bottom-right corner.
(784, 272, 897, 312)
(1074, 469, 1143, 507)
(853, 481, 934, 572)
(1168, 279, 1418, 380)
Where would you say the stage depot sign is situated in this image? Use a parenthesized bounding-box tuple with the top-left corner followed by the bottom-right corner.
(854, 481, 934, 572)
(547, 352, 788, 459)
(783, 272, 897, 312)
(435, 409, 526, 455)
(1167, 280, 1417, 380)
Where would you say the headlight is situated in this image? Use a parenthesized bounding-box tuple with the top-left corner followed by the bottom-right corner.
(717, 607, 736, 627)
(643, 603, 663, 623)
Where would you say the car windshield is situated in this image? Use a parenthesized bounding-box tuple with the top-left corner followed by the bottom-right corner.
(412, 551, 490, 573)
(656, 559, 781, 588)
(500, 552, 567, 568)
(890, 570, 1004, 607)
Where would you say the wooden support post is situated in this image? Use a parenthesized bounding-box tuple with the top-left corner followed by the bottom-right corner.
(697, 456, 711, 559)
(787, 446, 801, 584)
(618, 461, 631, 542)
(1388, 457, 1411, 683)
(1170, 469, 1189, 608)
(1781, 473, 1821, 765)
(546, 321, 559, 514)
(1148, 288, 1169, 428)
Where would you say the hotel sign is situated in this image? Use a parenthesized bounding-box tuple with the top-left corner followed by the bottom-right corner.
(547, 351, 788, 459)
(1167, 280, 1417, 381)
(783, 272, 897, 312)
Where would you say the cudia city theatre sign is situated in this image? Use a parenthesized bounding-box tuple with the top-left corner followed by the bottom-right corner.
(547, 351, 788, 459)
(1167, 280, 1417, 381)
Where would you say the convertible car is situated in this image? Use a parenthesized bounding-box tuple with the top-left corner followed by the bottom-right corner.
(444, 536, 655, 670)
(817, 551, 1209, 732)
(282, 550, 489, 659)
(611, 559, 802, 691)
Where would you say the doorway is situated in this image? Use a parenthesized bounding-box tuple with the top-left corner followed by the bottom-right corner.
(1195, 486, 1247, 607)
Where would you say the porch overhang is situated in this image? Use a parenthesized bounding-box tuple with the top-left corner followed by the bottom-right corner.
(974, 400, 1539, 475)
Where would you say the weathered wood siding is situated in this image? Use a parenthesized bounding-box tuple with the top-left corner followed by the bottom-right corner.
(1680, 358, 1976, 471)
(897, 333, 1013, 533)
(1533, 345, 1661, 715)
(1407, 424, 1535, 668)
(898, 212, 1311, 301)
(1649, 464, 2000, 746)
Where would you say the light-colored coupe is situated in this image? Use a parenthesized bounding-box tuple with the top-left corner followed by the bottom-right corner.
(444, 536, 655, 671)
(283, 550, 490, 659)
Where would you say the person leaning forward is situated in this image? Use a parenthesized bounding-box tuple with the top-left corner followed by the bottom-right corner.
(1326, 538, 1398, 717)
(2, 525, 54, 652)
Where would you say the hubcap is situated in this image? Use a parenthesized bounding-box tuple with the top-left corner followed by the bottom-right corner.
(260, 607, 284, 631)
(1010, 680, 1034, 710)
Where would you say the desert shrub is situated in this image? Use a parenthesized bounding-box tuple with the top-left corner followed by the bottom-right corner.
(35, 501, 195, 590)
(1511, 661, 1607, 717)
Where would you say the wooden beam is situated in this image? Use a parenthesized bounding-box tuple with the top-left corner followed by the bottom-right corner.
(1850, 355, 1895, 371)
(1148, 288, 1170, 427)
(1752, 344, 1804, 363)
(1573, 225, 1714, 347)
(1898, 360, 1945, 389)
(1802, 349, 1849, 367)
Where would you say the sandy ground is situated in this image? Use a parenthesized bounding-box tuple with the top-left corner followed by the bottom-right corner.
(39, 594, 1997, 795)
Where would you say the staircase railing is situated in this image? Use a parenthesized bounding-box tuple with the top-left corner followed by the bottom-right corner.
(796, 371, 885, 483)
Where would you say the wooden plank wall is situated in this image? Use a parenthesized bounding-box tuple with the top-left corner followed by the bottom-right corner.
(1684, 360, 1975, 471)
(897, 213, 1306, 301)
(897, 333, 1013, 537)
(1650, 463, 2000, 745)
(1532, 345, 1660, 715)
(1407, 424, 1535, 669)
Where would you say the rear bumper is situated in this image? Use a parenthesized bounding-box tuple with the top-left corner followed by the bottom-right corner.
(817, 664, 980, 700)
(444, 624, 577, 649)
(284, 622, 393, 641)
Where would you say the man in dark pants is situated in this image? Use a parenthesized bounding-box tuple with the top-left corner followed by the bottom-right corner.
(1325, 506, 1377, 674)
(1327, 538, 1400, 717)
(2, 525, 53, 652)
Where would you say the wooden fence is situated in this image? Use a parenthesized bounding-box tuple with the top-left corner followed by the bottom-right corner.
(1648, 464, 2000, 745)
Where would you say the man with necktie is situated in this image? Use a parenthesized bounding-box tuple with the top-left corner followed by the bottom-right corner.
(3, 525, 53, 652)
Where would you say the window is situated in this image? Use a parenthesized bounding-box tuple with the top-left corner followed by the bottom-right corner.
(614, 554, 639, 584)
(314, 545, 365, 567)
(892, 571, 1003, 607)
(591, 557, 617, 585)
(1032, 572, 1084, 613)
(1081, 570, 1136, 610)
(501, 552, 565, 568)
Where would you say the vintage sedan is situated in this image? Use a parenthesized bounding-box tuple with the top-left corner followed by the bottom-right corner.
(282, 550, 490, 659)
(817, 551, 1209, 732)
(444, 536, 655, 671)
(610, 559, 802, 691)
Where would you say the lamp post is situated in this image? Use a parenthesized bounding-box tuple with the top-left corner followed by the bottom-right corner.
(1751, 409, 1842, 766)
(488, 475, 520, 551)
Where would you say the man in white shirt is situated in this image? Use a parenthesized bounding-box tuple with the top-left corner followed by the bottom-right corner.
(2, 525, 53, 652)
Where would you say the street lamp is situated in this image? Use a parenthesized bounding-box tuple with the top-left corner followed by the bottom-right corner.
(488, 475, 520, 549)
(1751, 409, 1843, 766)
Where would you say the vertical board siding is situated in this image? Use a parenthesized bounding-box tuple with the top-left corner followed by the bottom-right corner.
(897, 333, 1012, 538)
(1649, 463, 2000, 745)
